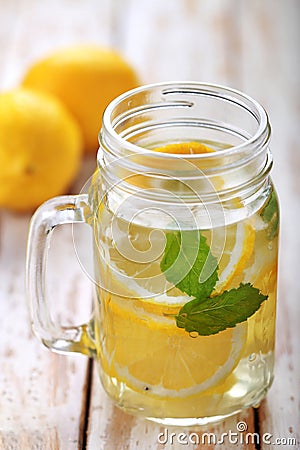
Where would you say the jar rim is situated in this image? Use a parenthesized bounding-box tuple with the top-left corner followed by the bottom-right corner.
(100, 81, 271, 161)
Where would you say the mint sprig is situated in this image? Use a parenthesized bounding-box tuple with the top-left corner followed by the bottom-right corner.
(160, 231, 218, 299)
(176, 283, 267, 335)
(161, 230, 268, 335)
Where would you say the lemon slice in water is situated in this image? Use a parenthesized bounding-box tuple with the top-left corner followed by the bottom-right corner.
(210, 221, 255, 294)
(102, 294, 247, 398)
(99, 141, 253, 398)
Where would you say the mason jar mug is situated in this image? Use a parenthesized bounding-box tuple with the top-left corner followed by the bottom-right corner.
(26, 82, 279, 426)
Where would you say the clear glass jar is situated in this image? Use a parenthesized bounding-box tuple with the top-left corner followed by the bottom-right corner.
(27, 82, 279, 426)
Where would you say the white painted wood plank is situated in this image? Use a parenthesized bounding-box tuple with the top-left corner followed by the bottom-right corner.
(0, 0, 299, 447)
(0, 0, 110, 448)
(120, 0, 243, 86)
(0, 0, 112, 90)
(0, 211, 92, 449)
(239, 1, 300, 447)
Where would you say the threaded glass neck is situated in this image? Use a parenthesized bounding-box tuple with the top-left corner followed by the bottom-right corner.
(99, 82, 271, 204)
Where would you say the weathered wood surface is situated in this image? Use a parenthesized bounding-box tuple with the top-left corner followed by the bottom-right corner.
(0, 211, 93, 449)
(0, 0, 299, 449)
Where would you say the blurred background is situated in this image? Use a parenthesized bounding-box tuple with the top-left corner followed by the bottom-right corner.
(0, 0, 299, 448)
(1, 0, 299, 192)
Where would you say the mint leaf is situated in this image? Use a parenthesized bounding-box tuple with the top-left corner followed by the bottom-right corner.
(261, 191, 279, 239)
(175, 283, 268, 335)
(160, 230, 268, 336)
(160, 230, 219, 299)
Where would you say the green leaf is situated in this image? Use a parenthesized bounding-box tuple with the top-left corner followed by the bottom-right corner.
(160, 230, 219, 299)
(175, 283, 268, 336)
(261, 191, 279, 239)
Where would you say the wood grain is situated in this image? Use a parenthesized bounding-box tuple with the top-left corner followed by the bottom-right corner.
(0, 1, 109, 448)
(239, 1, 300, 447)
(0, 0, 299, 448)
(121, 0, 243, 86)
(0, 211, 92, 449)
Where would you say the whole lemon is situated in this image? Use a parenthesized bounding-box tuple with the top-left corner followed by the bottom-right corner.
(22, 45, 139, 154)
(0, 88, 82, 212)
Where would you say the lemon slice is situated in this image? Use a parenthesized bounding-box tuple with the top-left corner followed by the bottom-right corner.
(210, 221, 256, 294)
(101, 294, 247, 398)
(243, 260, 277, 356)
(127, 140, 219, 190)
(119, 141, 255, 297)
(105, 217, 255, 303)
(99, 212, 192, 303)
(96, 141, 255, 400)
(244, 223, 277, 291)
(152, 141, 215, 154)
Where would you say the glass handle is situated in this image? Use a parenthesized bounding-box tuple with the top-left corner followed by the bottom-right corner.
(26, 194, 95, 357)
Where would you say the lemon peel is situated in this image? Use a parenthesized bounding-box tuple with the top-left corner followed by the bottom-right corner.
(23, 45, 139, 153)
(0, 88, 82, 212)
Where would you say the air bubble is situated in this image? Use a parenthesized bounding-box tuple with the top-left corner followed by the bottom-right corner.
(248, 353, 256, 362)
(189, 331, 199, 338)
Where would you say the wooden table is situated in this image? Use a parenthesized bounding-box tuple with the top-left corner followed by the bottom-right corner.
(0, 1, 299, 448)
